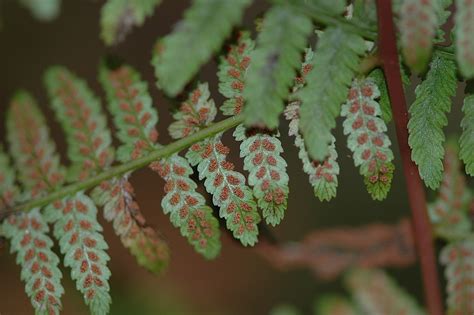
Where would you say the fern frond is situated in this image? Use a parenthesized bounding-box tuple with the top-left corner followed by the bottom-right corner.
(285, 49, 339, 202)
(168, 83, 217, 139)
(18, 0, 61, 21)
(152, 0, 251, 96)
(242, 4, 312, 129)
(297, 27, 366, 161)
(44, 66, 114, 181)
(316, 295, 360, 315)
(219, 33, 289, 225)
(187, 136, 260, 245)
(455, 0, 474, 78)
(259, 219, 415, 280)
(46, 193, 111, 315)
(429, 141, 472, 240)
(345, 268, 426, 315)
(171, 84, 261, 246)
(440, 237, 474, 315)
(0, 148, 20, 209)
(101, 63, 221, 258)
(341, 78, 395, 200)
(368, 69, 392, 123)
(6, 91, 65, 198)
(1, 209, 64, 315)
(92, 175, 170, 273)
(408, 54, 457, 189)
(234, 126, 288, 226)
(99, 64, 158, 162)
(400, 0, 437, 73)
(217, 31, 254, 117)
(460, 95, 474, 175)
(100, 0, 161, 45)
(150, 156, 221, 259)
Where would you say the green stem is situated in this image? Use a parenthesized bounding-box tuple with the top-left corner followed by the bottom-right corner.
(6, 114, 244, 213)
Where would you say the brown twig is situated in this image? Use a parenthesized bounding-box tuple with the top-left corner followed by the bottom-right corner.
(375, 2, 444, 315)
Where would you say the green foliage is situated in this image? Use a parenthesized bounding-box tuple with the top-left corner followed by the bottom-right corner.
(99, 64, 159, 162)
(152, 0, 251, 96)
(44, 66, 114, 181)
(286, 48, 339, 202)
(455, 0, 474, 78)
(234, 126, 289, 226)
(345, 268, 426, 315)
(100, 63, 220, 259)
(19, 0, 61, 21)
(400, 0, 437, 73)
(341, 78, 395, 200)
(219, 33, 289, 225)
(6, 91, 65, 198)
(171, 84, 261, 245)
(1, 209, 64, 315)
(46, 193, 111, 315)
(151, 156, 221, 259)
(460, 94, 474, 176)
(368, 69, 392, 123)
(0, 148, 19, 208)
(243, 4, 312, 129)
(440, 237, 474, 315)
(428, 141, 472, 240)
(218, 31, 254, 116)
(91, 176, 170, 273)
(101, 0, 162, 45)
(298, 27, 366, 161)
(408, 54, 457, 189)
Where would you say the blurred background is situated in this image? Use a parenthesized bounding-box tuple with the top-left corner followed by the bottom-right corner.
(0, 0, 466, 314)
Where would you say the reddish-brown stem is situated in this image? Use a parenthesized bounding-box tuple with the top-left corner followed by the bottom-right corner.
(375, 2, 444, 315)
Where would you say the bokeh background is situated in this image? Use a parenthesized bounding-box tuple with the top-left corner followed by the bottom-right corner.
(0, 1, 465, 314)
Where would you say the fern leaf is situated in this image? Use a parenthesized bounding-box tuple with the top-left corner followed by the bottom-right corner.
(217, 31, 254, 117)
(19, 0, 61, 21)
(6, 91, 65, 198)
(429, 141, 472, 240)
(0, 148, 20, 209)
(150, 156, 221, 259)
(455, 0, 474, 78)
(92, 175, 170, 273)
(368, 69, 392, 123)
(234, 126, 289, 226)
(345, 268, 426, 315)
(187, 136, 260, 245)
(243, 5, 311, 129)
(44, 66, 114, 181)
(408, 54, 457, 189)
(219, 33, 289, 225)
(152, 0, 251, 96)
(46, 192, 111, 315)
(460, 95, 474, 175)
(170, 84, 261, 246)
(101, 63, 221, 258)
(285, 49, 339, 201)
(1, 209, 64, 315)
(440, 237, 474, 315)
(400, 0, 438, 73)
(341, 78, 395, 200)
(99, 64, 159, 162)
(298, 27, 366, 161)
(259, 219, 415, 280)
(316, 295, 360, 315)
(101, 0, 161, 45)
